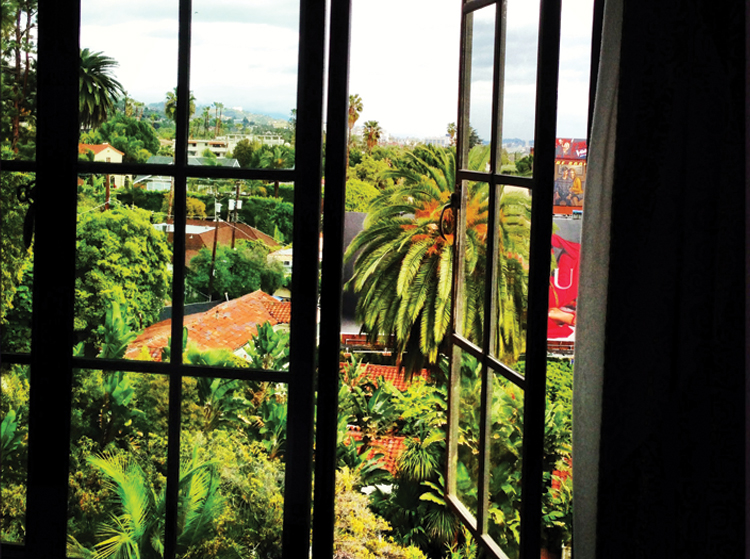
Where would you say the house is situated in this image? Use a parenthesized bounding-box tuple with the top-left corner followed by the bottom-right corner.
(154, 218, 279, 266)
(126, 290, 291, 361)
(133, 155, 240, 191)
(77, 143, 126, 187)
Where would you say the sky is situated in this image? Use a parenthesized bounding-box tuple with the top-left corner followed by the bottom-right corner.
(80, 0, 593, 140)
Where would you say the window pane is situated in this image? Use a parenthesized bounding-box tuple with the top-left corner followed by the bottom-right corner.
(178, 376, 286, 557)
(151, 180, 294, 370)
(188, 0, 299, 162)
(1, 1, 37, 160)
(495, 0, 540, 175)
(1, 171, 35, 353)
(75, 181, 174, 362)
(1, 364, 29, 544)
(490, 185, 530, 371)
(80, 0, 179, 163)
(488, 370, 523, 558)
(464, 5, 496, 159)
(455, 346, 481, 521)
(67, 369, 169, 555)
(456, 179, 489, 344)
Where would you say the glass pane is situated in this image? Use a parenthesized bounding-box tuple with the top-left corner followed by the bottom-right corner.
(456, 347, 482, 518)
(496, 0, 540, 175)
(456, 180, 489, 345)
(488, 370, 523, 558)
(75, 178, 174, 361)
(466, 5, 496, 157)
(1, 171, 35, 353)
(178, 377, 285, 557)
(1, 2, 37, 160)
(80, 0, 179, 162)
(133, 179, 293, 370)
(1, 364, 29, 544)
(490, 185, 531, 371)
(67, 369, 169, 555)
(541, 358, 573, 554)
(547, 214, 581, 352)
(189, 0, 299, 164)
(553, 146, 587, 212)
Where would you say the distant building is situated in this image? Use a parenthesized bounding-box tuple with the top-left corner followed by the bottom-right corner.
(78, 143, 127, 187)
(134, 155, 239, 191)
(423, 136, 452, 148)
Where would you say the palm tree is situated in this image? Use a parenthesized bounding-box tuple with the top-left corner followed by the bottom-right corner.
(344, 144, 530, 376)
(347, 94, 363, 147)
(259, 145, 294, 197)
(362, 120, 381, 154)
(202, 107, 211, 136)
(164, 88, 196, 124)
(79, 48, 125, 130)
(213, 102, 224, 137)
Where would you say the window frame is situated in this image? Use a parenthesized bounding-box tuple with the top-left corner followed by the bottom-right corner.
(1, 0, 332, 557)
(445, 0, 563, 557)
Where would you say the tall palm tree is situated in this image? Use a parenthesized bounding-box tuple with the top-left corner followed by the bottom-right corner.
(79, 48, 125, 130)
(347, 94, 363, 147)
(447, 122, 457, 146)
(259, 145, 294, 197)
(344, 144, 530, 376)
(202, 107, 211, 136)
(164, 88, 196, 124)
(213, 102, 224, 137)
(362, 120, 381, 154)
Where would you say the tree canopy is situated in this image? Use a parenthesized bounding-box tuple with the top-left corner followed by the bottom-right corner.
(75, 206, 172, 353)
(81, 113, 160, 163)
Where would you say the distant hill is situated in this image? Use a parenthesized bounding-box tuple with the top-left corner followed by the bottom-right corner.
(145, 102, 289, 128)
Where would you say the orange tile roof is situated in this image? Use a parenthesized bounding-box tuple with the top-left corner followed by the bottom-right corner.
(344, 429, 406, 475)
(342, 363, 430, 391)
(78, 143, 125, 156)
(266, 301, 291, 323)
(126, 290, 289, 361)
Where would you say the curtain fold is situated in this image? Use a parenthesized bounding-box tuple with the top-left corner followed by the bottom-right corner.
(573, 0, 744, 557)
(571, 0, 622, 557)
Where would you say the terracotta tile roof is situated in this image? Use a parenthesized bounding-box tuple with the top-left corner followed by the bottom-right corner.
(266, 301, 291, 323)
(78, 143, 125, 156)
(342, 363, 430, 391)
(344, 429, 406, 475)
(126, 290, 289, 361)
(170, 219, 279, 267)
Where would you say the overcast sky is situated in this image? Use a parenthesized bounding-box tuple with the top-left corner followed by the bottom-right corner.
(80, 0, 593, 139)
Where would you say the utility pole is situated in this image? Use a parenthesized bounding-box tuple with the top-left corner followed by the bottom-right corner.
(231, 181, 240, 249)
(207, 201, 220, 301)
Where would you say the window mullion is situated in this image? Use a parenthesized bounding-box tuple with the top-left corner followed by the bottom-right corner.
(162, 0, 193, 556)
(23, 0, 80, 557)
(519, 0, 562, 557)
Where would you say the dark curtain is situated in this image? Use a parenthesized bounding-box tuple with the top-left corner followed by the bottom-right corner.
(592, 0, 745, 557)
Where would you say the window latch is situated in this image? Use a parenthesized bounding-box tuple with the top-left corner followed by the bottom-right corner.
(438, 192, 459, 241)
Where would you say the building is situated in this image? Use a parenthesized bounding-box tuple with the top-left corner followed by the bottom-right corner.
(153, 218, 279, 267)
(133, 155, 240, 191)
(77, 143, 127, 187)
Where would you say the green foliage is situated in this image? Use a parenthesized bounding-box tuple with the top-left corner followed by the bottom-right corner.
(231, 138, 260, 168)
(515, 154, 533, 176)
(186, 239, 284, 301)
(1, 0, 38, 156)
(242, 322, 290, 372)
(345, 178, 379, 212)
(334, 468, 426, 559)
(1, 253, 32, 352)
(114, 189, 164, 213)
(236, 196, 293, 240)
(81, 113, 160, 163)
(75, 207, 172, 353)
(1, 172, 33, 328)
(351, 155, 394, 189)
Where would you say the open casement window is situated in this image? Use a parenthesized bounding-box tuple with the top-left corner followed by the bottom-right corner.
(0, 0, 346, 557)
(445, 0, 562, 557)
